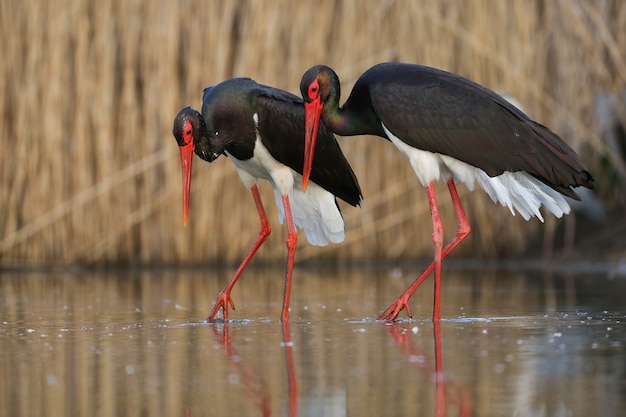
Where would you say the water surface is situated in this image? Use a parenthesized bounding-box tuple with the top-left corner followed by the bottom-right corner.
(1, 265, 624, 416)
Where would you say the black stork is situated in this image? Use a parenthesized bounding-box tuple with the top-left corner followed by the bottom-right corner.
(299, 62, 594, 322)
(173, 77, 362, 322)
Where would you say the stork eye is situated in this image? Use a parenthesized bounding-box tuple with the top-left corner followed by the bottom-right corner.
(183, 120, 193, 134)
(308, 79, 320, 99)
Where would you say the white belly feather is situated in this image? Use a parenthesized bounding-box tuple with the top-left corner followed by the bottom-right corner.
(226, 134, 344, 246)
(382, 123, 571, 222)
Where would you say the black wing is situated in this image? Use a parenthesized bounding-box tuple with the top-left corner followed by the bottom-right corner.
(253, 83, 362, 207)
(354, 63, 593, 194)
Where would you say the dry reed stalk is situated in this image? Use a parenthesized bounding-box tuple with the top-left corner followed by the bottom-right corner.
(0, 0, 623, 266)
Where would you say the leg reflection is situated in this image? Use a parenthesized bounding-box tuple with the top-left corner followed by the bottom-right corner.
(210, 323, 272, 417)
(384, 321, 472, 417)
(282, 320, 298, 417)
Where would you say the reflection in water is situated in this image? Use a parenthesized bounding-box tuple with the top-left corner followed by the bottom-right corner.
(210, 323, 272, 416)
(212, 317, 473, 417)
(209, 320, 300, 417)
(385, 321, 472, 417)
(0, 267, 624, 416)
(282, 321, 298, 417)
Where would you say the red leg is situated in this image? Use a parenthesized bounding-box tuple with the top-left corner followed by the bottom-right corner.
(428, 183, 444, 322)
(207, 185, 271, 322)
(378, 179, 470, 321)
(280, 195, 297, 322)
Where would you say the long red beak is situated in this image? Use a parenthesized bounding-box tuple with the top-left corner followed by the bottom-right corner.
(179, 141, 195, 226)
(303, 98, 323, 191)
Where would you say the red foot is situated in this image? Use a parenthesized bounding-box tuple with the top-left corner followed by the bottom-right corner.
(206, 290, 236, 322)
(378, 295, 413, 321)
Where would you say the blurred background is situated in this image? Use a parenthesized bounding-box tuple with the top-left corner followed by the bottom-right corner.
(1, 0, 625, 267)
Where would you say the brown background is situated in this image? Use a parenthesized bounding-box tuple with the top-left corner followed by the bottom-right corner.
(1, 1, 624, 266)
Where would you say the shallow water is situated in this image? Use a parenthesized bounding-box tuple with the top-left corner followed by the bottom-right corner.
(1, 265, 624, 416)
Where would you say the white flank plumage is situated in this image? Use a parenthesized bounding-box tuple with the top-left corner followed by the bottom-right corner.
(273, 185, 344, 246)
(382, 123, 571, 222)
(226, 134, 345, 247)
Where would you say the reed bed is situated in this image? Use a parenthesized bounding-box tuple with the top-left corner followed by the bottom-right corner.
(0, 0, 624, 266)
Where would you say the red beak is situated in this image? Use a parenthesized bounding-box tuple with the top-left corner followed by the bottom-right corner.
(179, 141, 195, 226)
(303, 98, 323, 190)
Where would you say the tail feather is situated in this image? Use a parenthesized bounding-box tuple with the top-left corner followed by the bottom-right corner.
(476, 171, 570, 222)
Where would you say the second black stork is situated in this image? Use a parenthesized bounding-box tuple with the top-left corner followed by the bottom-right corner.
(173, 78, 361, 322)
(300, 62, 594, 322)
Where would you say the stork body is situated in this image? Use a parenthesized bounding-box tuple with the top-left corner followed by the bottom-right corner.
(173, 78, 361, 322)
(300, 63, 593, 321)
